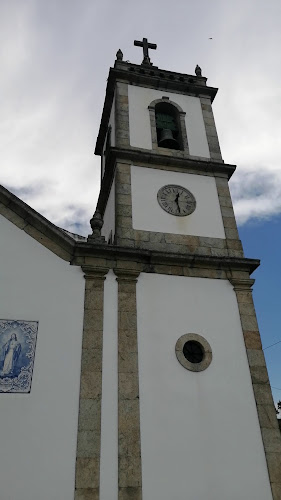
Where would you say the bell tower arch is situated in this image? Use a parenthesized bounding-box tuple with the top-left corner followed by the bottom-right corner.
(148, 97, 189, 152)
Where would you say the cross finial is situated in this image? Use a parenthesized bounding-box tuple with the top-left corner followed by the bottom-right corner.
(134, 37, 157, 66)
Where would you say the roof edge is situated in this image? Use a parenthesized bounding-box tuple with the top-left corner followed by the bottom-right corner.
(0, 184, 76, 262)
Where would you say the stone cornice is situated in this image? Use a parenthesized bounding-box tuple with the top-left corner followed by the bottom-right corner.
(109, 147, 235, 175)
(96, 148, 236, 214)
(95, 63, 218, 156)
(73, 241, 260, 275)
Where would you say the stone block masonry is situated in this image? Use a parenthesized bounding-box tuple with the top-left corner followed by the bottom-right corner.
(231, 277, 281, 499)
(75, 267, 108, 500)
(115, 269, 142, 500)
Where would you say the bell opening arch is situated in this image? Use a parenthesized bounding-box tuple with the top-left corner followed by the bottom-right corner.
(148, 97, 189, 155)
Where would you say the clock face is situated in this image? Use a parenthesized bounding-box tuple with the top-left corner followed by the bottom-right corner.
(157, 184, 196, 217)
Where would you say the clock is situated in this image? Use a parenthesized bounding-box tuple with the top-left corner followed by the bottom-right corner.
(157, 184, 196, 217)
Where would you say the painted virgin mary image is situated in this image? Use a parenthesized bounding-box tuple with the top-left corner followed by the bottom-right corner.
(0, 333, 22, 377)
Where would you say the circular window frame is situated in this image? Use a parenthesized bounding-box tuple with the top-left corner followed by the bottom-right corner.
(175, 333, 212, 372)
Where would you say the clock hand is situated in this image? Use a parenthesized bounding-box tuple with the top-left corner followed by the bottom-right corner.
(175, 193, 181, 213)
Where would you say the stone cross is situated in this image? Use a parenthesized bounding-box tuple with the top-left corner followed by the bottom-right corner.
(134, 37, 157, 65)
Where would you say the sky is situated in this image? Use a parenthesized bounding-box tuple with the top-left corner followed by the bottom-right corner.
(0, 0, 281, 405)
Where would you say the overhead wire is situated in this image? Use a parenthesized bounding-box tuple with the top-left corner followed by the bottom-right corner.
(263, 339, 281, 351)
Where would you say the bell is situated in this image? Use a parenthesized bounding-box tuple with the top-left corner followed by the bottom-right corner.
(158, 128, 180, 150)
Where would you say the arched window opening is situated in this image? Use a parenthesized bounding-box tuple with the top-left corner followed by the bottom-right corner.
(155, 102, 182, 150)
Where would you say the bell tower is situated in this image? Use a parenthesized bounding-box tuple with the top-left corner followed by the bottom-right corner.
(95, 38, 228, 250)
(74, 40, 281, 500)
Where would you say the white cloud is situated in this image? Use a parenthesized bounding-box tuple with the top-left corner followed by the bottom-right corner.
(0, 0, 280, 233)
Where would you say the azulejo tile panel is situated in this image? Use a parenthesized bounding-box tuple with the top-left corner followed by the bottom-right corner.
(0, 319, 38, 393)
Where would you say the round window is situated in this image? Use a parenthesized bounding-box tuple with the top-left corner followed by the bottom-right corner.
(183, 340, 204, 363)
(175, 333, 212, 372)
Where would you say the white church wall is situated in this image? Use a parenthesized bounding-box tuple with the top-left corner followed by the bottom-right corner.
(131, 165, 225, 238)
(100, 270, 118, 500)
(0, 215, 85, 500)
(136, 273, 273, 500)
(128, 85, 210, 158)
(101, 174, 116, 243)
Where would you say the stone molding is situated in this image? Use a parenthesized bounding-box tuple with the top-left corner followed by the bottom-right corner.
(230, 277, 281, 498)
(81, 266, 109, 280)
(75, 266, 109, 500)
(175, 333, 212, 372)
(102, 147, 235, 183)
(229, 277, 255, 291)
(114, 269, 139, 283)
(73, 242, 260, 276)
(114, 269, 142, 500)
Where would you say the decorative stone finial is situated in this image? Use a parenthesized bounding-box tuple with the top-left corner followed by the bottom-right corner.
(88, 210, 106, 243)
(195, 64, 202, 76)
(116, 49, 123, 61)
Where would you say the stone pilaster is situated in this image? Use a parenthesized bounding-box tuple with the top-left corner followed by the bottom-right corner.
(215, 175, 244, 258)
(115, 269, 142, 500)
(75, 266, 108, 500)
(115, 162, 134, 248)
(231, 277, 281, 499)
(115, 82, 130, 149)
(200, 96, 222, 162)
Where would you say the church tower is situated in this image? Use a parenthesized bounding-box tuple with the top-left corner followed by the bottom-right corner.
(1, 39, 281, 500)
(74, 40, 281, 500)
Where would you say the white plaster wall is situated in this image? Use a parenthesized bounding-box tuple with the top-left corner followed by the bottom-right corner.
(136, 273, 272, 500)
(0, 215, 85, 500)
(128, 85, 210, 158)
(131, 165, 225, 238)
(101, 175, 115, 242)
(100, 270, 118, 500)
